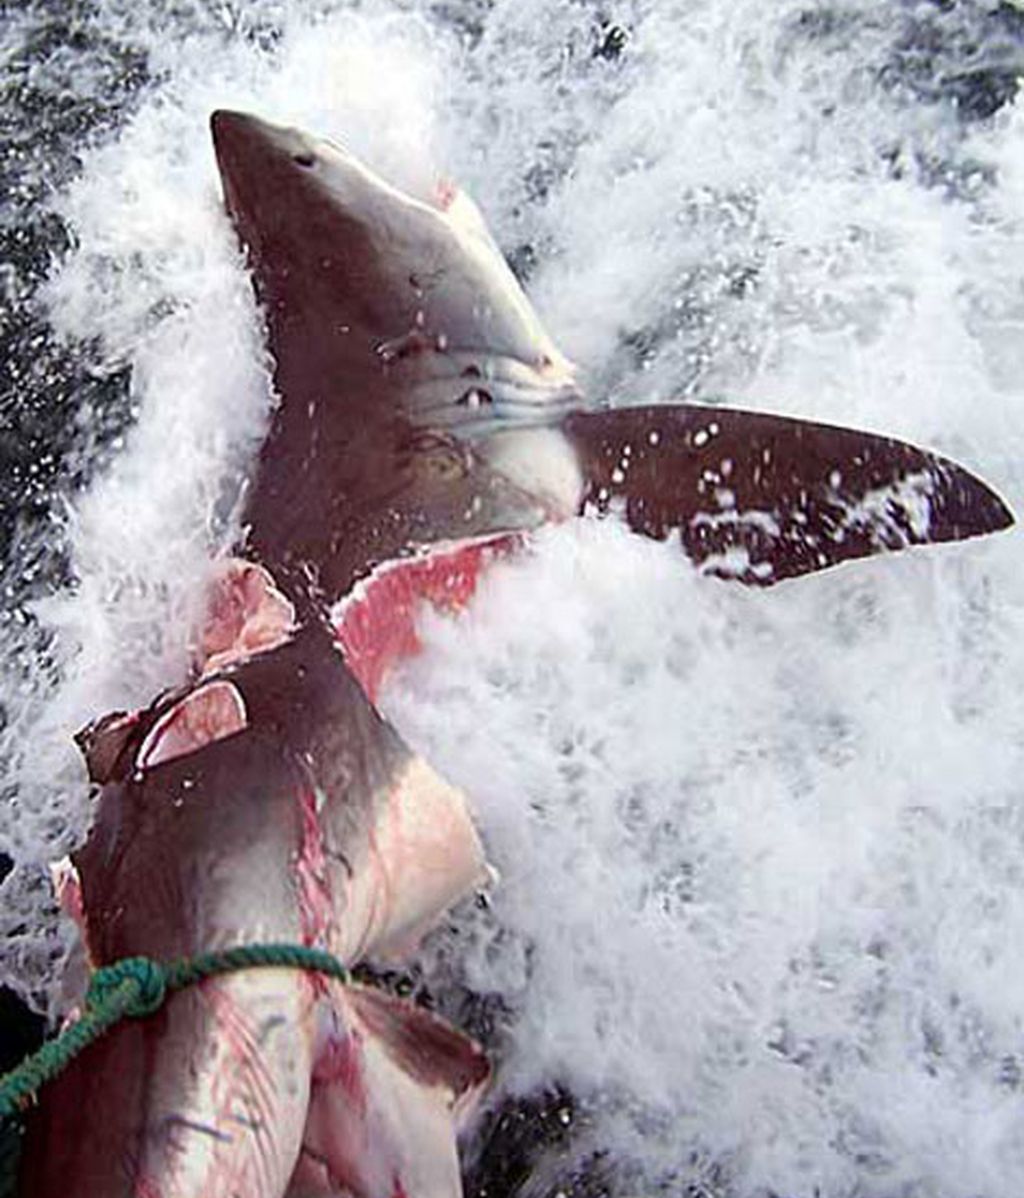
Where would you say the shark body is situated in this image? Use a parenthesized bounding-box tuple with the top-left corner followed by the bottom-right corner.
(17, 111, 1012, 1198)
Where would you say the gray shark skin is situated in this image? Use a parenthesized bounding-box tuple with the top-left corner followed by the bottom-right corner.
(211, 109, 1010, 603)
(16, 111, 1013, 1198)
(211, 110, 584, 605)
(21, 617, 491, 1197)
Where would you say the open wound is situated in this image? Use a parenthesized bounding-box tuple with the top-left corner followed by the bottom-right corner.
(196, 557, 297, 674)
(332, 534, 521, 699)
(136, 680, 248, 769)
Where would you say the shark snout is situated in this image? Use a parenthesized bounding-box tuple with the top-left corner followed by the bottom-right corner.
(210, 108, 263, 162)
(210, 108, 382, 232)
(209, 107, 253, 141)
(211, 109, 362, 177)
(210, 108, 301, 177)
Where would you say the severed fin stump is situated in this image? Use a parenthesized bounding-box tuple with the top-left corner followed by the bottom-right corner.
(563, 403, 1013, 585)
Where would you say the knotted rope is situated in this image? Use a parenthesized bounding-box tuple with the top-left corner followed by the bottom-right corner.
(0, 942, 350, 1194)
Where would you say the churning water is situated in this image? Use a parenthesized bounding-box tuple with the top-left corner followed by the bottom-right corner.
(2, 2, 1024, 1195)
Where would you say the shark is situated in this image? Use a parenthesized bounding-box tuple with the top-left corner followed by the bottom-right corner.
(16, 111, 1012, 1198)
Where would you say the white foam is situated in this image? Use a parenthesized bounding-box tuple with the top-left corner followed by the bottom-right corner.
(387, 520, 1024, 1195)
(3, 2, 1024, 1194)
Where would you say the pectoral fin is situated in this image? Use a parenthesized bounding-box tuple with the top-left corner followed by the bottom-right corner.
(563, 404, 1013, 585)
(288, 984, 489, 1198)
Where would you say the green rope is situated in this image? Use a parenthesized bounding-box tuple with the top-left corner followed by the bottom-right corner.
(0, 942, 349, 1121)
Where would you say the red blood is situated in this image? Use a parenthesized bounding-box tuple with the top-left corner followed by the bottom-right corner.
(296, 787, 334, 965)
(313, 1030, 367, 1109)
(334, 535, 522, 699)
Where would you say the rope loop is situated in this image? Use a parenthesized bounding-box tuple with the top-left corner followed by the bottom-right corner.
(0, 942, 350, 1127)
(85, 956, 167, 1020)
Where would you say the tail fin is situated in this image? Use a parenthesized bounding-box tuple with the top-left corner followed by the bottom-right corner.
(564, 404, 1013, 585)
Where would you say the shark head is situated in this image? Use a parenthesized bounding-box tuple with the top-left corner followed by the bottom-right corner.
(211, 110, 579, 434)
(211, 110, 588, 598)
(211, 110, 1012, 613)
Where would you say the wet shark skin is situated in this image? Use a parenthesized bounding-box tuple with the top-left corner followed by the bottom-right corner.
(18, 106, 1015, 1198)
(565, 404, 1013, 585)
(289, 984, 489, 1198)
(21, 723, 317, 1197)
(71, 625, 489, 974)
(21, 626, 490, 1197)
(210, 110, 577, 603)
(208, 112, 573, 396)
(210, 109, 1011, 614)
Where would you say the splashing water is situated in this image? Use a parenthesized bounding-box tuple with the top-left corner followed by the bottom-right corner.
(2, 2, 1024, 1195)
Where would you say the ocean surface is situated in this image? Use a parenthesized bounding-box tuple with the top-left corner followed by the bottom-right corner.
(2, 2, 1024, 1194)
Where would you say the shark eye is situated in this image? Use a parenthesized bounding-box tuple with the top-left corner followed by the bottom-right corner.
(293, 151, 316, 168)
